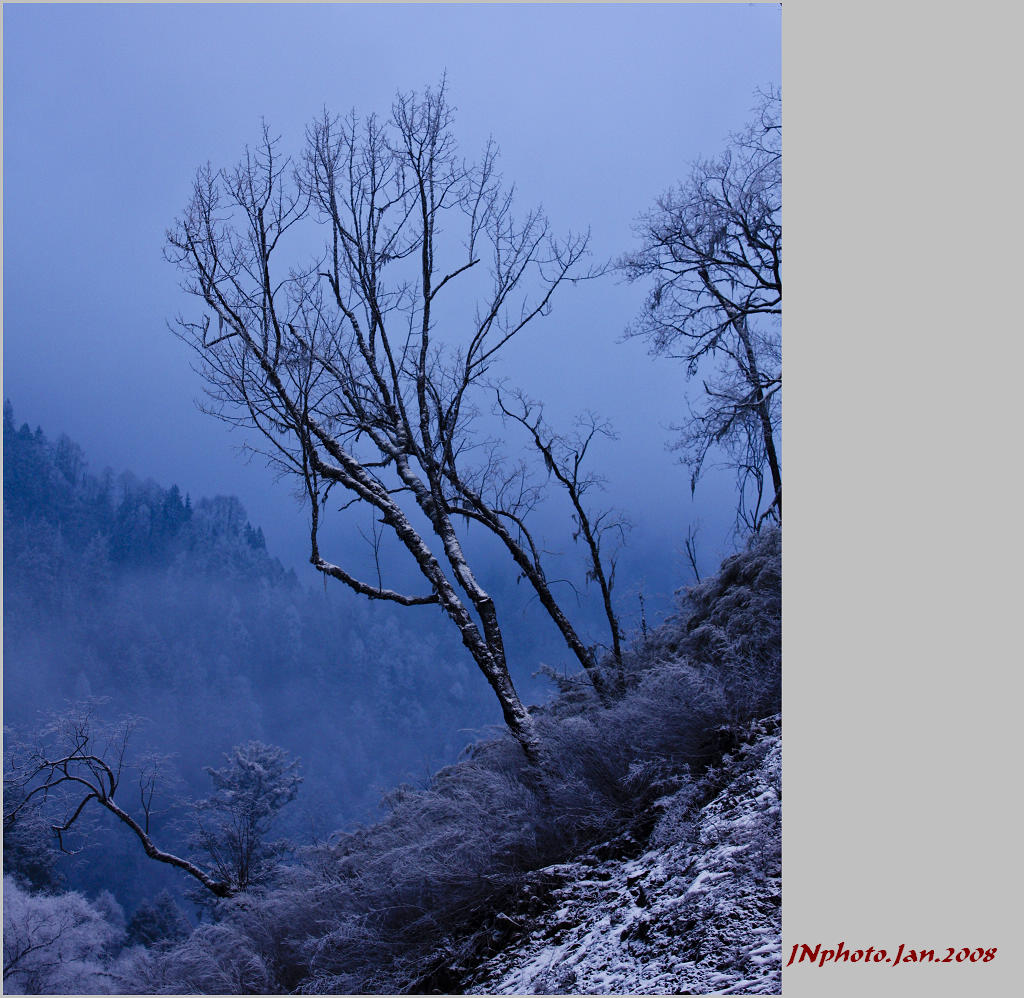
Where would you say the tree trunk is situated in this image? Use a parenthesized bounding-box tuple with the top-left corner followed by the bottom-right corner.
(733, 318, 782, 521)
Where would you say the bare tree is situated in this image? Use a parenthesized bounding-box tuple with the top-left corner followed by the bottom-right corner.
(165, 81, 621, 762)
(4, 704, 232, 898)
(620, 87, 781, 531)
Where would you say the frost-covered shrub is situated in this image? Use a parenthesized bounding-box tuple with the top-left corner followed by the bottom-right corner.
(126, 890, 191, 949)
(3, 876, 122, 994)
(158, 664, 746, 992)
(3, 785, 65, 892)
(190, 741, 302, 896)
(650, 714, 781, 855)
(623, 527, 781, 719)
(131, 920, 273, 994)
(127, 530, 781, 994)
(93, 889, 128, 948)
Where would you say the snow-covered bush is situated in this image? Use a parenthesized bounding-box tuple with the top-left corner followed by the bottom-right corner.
(3, 876, 123, 994)
(3, 789, 65, 892)
(191, 741, 302, 895)
(126, 890, 191, 949)
(624, 527, 781, 719)
(127, 920, 274, 994)
(107, 529, 783, 994)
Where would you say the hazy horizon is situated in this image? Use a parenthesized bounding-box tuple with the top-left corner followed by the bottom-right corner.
(4, 4, 781, 593)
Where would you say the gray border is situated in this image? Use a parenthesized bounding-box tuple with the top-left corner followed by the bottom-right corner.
(783, 3, 1020, 995)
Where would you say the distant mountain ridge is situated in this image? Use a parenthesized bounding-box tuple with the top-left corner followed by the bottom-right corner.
(4, 400, 287, 577)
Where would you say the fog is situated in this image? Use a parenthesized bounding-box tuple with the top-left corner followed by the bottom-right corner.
(4, 3, 780, 586)
(3, 3, 781, 926)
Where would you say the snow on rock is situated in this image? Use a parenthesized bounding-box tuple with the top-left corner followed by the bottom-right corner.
(463, 716, 781, 995)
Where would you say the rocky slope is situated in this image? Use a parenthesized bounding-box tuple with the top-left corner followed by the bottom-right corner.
(462, 715, 782, 995)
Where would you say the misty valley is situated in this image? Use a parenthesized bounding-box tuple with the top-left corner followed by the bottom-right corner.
(3, 408, 781, 993)
(4, 64, 780, 996)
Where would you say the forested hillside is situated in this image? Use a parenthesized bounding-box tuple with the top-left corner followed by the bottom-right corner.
(4, 407, 781, 992)
(3, 404, 503, 910)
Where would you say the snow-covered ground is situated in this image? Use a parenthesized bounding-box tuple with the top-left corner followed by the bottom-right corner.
(464, 716, 782, 995)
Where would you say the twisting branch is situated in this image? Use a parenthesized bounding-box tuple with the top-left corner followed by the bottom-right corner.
(3, 704, 232, 898)
(302, 431, 439, 607)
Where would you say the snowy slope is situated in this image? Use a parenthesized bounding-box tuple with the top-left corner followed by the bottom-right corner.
(463, 716, 781, 996)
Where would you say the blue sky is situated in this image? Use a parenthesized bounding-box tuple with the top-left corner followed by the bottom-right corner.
(3, 3, 781, 589)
